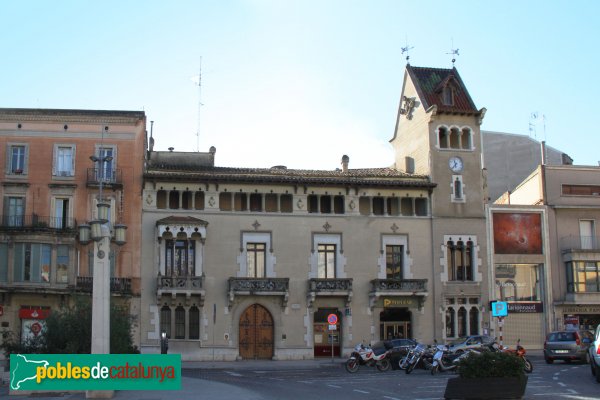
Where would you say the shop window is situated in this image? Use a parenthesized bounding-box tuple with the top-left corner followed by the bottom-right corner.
(496, 264, 542, 299)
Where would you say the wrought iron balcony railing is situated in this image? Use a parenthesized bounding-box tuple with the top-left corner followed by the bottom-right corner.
(370, 278, 428, 293)
(307, 278, 353, 308)
(228, 277, 290, 309)
(157, 275, 204, 291)
(86, 168, 123, 187)
(0, 215, 77, 231)
(76, 276, 132, 294)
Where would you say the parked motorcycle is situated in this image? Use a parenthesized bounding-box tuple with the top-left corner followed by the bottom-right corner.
(430, 344, 474, 375)
(402, 343, 434, 374)
(345, 342, 391, 373)
(499, 339, 533, 373)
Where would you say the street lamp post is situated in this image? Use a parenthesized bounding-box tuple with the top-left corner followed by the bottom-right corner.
(78, 141, 127, 399)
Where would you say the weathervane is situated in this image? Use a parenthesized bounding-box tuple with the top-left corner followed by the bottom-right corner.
(447, 39, 459, 67)
(401, 38, 414, 65)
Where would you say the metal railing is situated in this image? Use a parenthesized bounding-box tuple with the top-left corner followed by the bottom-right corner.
(86, 168, 122, 186)
(560, 235, 600, 252)
(308, 278, 353, 292)
(0, 215, 77, 230)
(157, 275, 204, 291)
(76, 276, 132, 294)
(228, 277, 289, 293)
(370, 278, 428, 292)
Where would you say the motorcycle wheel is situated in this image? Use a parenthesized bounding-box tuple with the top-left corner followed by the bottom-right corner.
(345, 359, 359, 373)
(405, 362, 415, 374)
(524, 358, 533, 373)
(376, 359, 391, 372)
(430, 364, 438, 375)
(398, 356, 408, 370)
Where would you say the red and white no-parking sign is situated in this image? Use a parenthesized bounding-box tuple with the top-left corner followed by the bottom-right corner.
(327, 313, 338, 325)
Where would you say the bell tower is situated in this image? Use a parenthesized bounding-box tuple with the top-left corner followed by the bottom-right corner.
(390, 65, 487, 217)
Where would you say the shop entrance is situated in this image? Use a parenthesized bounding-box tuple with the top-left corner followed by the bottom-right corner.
(380, 308, 412, 340)
(313, 308, 341, 357)
(239, 304, 274, 359)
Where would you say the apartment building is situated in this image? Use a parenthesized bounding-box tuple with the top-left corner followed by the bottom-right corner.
(0, 108, 145, 345)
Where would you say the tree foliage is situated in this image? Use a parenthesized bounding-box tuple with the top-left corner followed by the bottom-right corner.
(1, 296, 138, 358)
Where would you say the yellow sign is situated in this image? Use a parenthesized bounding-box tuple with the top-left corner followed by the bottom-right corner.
(382, 298, 417, 308)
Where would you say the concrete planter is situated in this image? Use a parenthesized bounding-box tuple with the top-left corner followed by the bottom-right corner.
(444, 375, 528, 400)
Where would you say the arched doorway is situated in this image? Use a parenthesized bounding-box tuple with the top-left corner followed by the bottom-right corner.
(239, 304, 274, 359)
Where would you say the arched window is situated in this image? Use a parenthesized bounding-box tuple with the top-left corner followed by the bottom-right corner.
(189, 306, 200, 340)
(461, 127, 472, 149)
(469, 307, 479, 335)
(438, 126, 449, 149)
(449, 127, 460, 148)
(160, 305, 171, 338)
(175, 306, 185, 339)
(446, 308, 456, 337)
(458, 307, 467, 337)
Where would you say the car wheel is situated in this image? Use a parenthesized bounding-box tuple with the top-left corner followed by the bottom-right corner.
(545, 357, 554, 364)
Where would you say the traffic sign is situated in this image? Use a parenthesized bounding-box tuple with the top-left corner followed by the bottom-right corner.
(327, 313, 338, 325)
(328, 324, 337, 331)
(491, 301, 508, 317)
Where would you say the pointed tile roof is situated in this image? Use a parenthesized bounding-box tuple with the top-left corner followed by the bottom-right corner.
(407, 66, 478, 114)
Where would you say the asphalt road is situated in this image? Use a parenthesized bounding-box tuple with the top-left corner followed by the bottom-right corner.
(183, 358, 600, 400)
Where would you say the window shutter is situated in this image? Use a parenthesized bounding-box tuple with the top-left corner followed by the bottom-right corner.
(52, 145, 57, 175)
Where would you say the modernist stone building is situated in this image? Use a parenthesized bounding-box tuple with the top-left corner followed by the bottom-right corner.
(139, 65, 491, 360)
(0, 108, 145, 347)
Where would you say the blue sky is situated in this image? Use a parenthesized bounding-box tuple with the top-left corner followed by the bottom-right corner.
(1, 1, 598, 169)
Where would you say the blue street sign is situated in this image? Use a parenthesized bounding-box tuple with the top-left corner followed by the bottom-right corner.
(491, 301, 508, 317)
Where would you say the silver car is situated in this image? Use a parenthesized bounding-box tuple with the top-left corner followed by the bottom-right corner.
(544, 330, 593, 364)
(589, 325, 600, 382)
(447, 335, 495, 354)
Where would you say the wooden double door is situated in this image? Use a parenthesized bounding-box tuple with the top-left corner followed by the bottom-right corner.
(239, 304, 274, 359)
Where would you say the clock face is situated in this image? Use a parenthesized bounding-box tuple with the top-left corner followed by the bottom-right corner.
(449, 156, 463, 173)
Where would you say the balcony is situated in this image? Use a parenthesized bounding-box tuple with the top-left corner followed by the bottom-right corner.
(75, 276, 132, 295)
(561, 235, 600, 253)
(369, 278, 428, 310)
(0, 215, 77, 233)
(86, 168, 123, 189)
(228, 277, 289, 309)
(156, 275, 205, 305)
(307, 278, 353, 308)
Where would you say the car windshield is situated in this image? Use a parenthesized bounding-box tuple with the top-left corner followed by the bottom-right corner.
(548, 332, 576, 342)
(449, 337, 467, 345)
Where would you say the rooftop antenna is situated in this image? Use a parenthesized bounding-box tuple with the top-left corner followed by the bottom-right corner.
(401, 37, 414, 65)
(529, 112, 538, 139)
(447, 38, 459, 67)
(192, 57, 204, 152)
